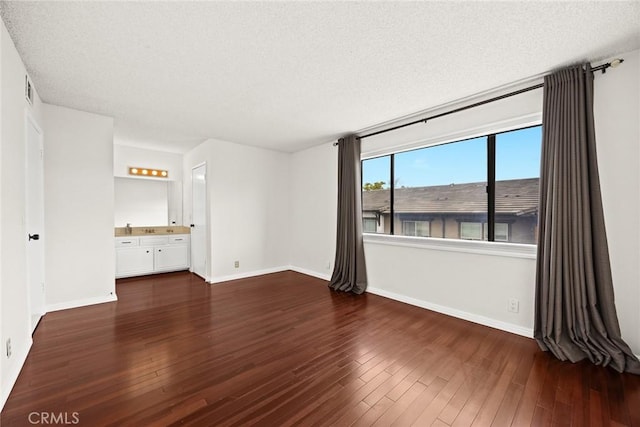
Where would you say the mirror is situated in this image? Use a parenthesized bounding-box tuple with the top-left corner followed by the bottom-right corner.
(114, 177, 182, 227)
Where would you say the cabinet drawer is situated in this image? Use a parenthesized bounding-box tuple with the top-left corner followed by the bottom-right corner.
(115, 237, 139, 247)
(139, 236, 169, 246)
(168, 235, 190, 244)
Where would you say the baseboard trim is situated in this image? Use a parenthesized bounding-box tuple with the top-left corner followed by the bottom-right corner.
(189, 269, 211, 283)
(366, 286, 534, 338)
(46, 293, 118, 313)
(1, 336, 33, 411)
(209, 266, 290, 284)
(288, 266, 331, 281)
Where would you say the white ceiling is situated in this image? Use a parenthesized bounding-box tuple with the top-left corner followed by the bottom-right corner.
(1, 1, 639, 154)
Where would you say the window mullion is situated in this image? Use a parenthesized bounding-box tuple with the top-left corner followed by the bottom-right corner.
(390, 153, 395, 235)
(487, 134, 496, 241)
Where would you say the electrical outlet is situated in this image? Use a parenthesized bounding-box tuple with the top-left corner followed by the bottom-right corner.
(508, 298, 520, 313)
(234, 260, 239, 269)
(6, 338, 12, 358)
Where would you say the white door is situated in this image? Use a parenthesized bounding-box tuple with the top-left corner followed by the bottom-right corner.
(191, 164, 207, 279)
(25, 113, 45, 332)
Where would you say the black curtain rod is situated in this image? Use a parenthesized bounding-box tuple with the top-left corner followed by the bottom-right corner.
(333, 59, 623, 146)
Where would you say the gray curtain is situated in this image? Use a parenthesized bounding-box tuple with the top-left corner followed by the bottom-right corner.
(329, 135, 367, 294)
(535, 64, 640, 374)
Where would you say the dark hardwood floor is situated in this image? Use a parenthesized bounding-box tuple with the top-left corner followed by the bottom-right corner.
(1, 271, 638, 426)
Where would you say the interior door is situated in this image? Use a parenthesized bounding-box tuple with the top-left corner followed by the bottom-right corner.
(25, 113, 45, 332)
(191, 164, 207, 279)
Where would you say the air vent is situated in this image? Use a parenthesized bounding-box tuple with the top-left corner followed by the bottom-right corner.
(25, 75, 33, 105)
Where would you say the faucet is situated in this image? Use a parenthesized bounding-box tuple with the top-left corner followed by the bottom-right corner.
(125, 223, 132, 235)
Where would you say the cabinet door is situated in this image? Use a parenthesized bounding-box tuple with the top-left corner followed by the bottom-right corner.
(116, 247, 154, 278)
(154, 245, 189, 272)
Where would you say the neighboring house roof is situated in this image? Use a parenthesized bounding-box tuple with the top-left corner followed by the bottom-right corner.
(362, 178, 539, 215)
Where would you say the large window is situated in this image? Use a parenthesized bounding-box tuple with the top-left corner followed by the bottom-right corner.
(361, 155, 390, 234)
(496, 127, 542, 244)
(362, 125, 541, 244)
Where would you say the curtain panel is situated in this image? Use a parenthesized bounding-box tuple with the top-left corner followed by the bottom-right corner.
(534, 64, 640, 374)
(329, 135, 367, 294)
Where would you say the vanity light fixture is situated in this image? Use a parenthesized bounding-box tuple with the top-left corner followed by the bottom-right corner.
(128, 167, 169, 179)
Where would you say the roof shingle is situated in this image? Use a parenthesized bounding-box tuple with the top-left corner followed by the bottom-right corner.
(362, 178, 539, 215)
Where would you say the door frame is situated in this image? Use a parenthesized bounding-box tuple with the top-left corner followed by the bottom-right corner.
(190, 162, 208, 281)
(24, 108, 46, 332)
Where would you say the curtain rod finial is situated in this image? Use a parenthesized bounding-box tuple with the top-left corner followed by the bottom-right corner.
(610, 58, 624, 68)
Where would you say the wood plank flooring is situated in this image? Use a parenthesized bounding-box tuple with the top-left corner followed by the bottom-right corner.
(1, 271, 638, 426)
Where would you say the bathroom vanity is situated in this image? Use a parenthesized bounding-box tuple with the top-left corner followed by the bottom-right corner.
(115, 227, 190, 278)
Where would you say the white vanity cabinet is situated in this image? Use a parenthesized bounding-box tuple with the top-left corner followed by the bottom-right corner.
(154, 236, 190, 273)
(115, 235, 190, 278)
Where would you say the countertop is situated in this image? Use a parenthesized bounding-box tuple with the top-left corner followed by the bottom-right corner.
(115, 226, 191, 237)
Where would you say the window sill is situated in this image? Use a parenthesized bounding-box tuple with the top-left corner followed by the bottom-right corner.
(363, 233, 537, 259)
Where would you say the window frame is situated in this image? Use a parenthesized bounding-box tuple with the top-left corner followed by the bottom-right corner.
(460, 222, 483, 241)
(402, 220, 430, 237)
(459, 221, 509, 242)
(362, 217, 378, 233)
(493, 223, 509, 242)
(361, 123, 541, 246)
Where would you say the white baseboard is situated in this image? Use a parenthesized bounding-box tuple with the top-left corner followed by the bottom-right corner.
(366, 286, 534, 338)
(46, 293, 118, 313)
(288, 266, 331, 281)
(1, 336, 33, 411)
(287, 269, 532, 338)
(209, 266, 290, 284)
(189, 268, 211, 283)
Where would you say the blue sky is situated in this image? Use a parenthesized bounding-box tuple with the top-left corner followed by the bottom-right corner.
(363, 126, 541, 188)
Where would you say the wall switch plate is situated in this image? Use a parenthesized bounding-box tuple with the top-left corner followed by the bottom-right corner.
(508, 298, 520, 313)
(234, 260, 239, 268)
(6, 338, 12, 358)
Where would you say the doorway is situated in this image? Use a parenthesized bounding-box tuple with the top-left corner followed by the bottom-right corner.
(25, 112, 45, 332)
(191, 163, 207, 280)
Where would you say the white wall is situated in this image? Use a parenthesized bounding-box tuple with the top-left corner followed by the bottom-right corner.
(594, 49, 640, 354)
(289, 49, 640, 354)
(183, 138, 291, 282)
(364, 86, 542, 336)
(42, 104, 116, 311)
(289, 142, 337, 279)
(0, 19, 44, 408)
(1, 19, 3, 409)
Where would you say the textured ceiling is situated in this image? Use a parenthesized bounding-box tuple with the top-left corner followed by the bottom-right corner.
(1, 1, 639, 153)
